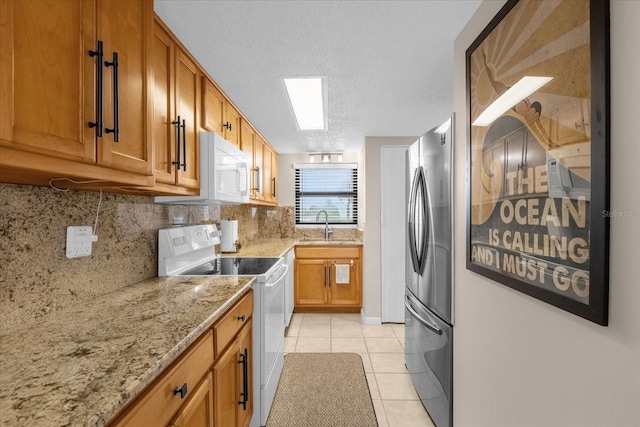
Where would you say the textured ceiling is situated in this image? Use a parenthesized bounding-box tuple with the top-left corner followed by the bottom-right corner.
(154, 0, 481, 153)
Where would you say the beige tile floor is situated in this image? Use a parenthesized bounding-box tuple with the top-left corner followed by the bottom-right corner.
(284, 313, 436, 427)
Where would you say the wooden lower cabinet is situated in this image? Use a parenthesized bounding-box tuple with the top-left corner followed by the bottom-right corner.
(213, 319, 253, 427)
(294, 245, 362, 312)
(169, 372, 215, 427)
(108, 289, 253, 427)
(108, 332, 215, 427)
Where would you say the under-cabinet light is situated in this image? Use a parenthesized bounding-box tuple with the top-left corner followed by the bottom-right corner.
(283, 77, 327, 131)
(472, 76, 553, 127)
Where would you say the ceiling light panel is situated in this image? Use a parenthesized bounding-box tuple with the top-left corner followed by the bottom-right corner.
(283, 77, 327, 131)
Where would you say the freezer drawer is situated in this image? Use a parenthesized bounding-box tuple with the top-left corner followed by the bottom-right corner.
(404, 293, 452, 427)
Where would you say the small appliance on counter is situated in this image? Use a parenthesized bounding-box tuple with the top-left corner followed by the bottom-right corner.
(220, 219, 241, 252)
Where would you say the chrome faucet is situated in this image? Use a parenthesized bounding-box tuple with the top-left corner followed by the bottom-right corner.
(316, 210, 333, 240)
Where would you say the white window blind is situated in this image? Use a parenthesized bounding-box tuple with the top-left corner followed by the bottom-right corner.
(295, 163, 358, 225)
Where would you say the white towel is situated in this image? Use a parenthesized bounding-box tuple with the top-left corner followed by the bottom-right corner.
(335, 264, 350, 284)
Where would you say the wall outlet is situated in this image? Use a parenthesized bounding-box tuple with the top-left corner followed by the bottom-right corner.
(66, 226, 98, 259)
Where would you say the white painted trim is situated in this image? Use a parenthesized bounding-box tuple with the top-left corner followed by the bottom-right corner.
(360, 309, 381, 325)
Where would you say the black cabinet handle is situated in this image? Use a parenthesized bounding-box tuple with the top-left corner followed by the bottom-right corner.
(105, 52, 119, 142)
(224, 121, 232, 131)
(172, 116, 183, 169)
(272, 177, 276, 198)
(238, 348, 248, 410)
(181, 119, 186, 171)
(173, 383, 188, 399)
(88, 41, 103, 136)
(237, 314, 246, 322)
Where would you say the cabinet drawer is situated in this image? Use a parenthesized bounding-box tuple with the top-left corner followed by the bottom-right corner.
(110, 331, 214, 427)
(295, 246, 361, 259)
(213, 289, 253, 357)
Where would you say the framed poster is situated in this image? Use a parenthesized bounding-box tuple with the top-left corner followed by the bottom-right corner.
(466, 0, 610, 325)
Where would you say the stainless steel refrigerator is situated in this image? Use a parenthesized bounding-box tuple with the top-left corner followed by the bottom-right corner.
(405, 115, 453, 427)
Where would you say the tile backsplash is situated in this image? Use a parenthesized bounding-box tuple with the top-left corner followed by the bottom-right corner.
(1, 183, 359, 327)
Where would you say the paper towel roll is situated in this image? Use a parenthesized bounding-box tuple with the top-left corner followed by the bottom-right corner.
(220, 220, 239, 252)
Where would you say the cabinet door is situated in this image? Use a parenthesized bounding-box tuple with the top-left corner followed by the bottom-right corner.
(237, 321, 253, 427)
(240, 120, 256, 199)
(202, 78, 225, 137)
(271, 150, 278, 203)
(175, 48, 199, 188)
(97, 0, 153, 175)
(213, 340, 239, 427)
(224, 103, 241, 147)
(262, 143, 273, 203)
(0, 0, 96, 162)
(264, 145, 278, 204)
(253, 134, 265, 200)
(168, 372, 214, 427)
(295, 259, 328, 306)
(329, 260, 361, 306)
(152, 19, 176, 185)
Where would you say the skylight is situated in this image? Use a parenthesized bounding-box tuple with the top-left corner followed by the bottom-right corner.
(283, 77, 327, 131)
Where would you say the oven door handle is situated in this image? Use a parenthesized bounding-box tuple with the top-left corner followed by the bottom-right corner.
(266, 263, 288, 287)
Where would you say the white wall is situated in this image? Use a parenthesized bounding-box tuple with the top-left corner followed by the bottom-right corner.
(452, 2, 640, 426)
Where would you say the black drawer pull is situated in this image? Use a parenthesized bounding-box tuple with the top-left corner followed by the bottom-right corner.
(237, 314, 246, 322)
(173, 383, 188, 399)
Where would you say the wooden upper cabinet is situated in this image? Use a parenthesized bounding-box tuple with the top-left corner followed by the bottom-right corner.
(175, 49, 200, 189)
(202, 78, 225, 137)
(202, 78, 240, 148)
(0, 0, 154, 187)
(224, 103, 241, 147)
(239, 119, 256, 198)
(253, 132, 265, 201)
(96, 0, 153, 174)
(263, 143, 278, 205)
(152, 18, 200, 192)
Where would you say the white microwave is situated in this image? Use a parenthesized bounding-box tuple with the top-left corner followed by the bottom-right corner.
(155, 132, 250, 205)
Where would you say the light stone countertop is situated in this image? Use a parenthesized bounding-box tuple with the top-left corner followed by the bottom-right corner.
(0, 275, 254, 427)
(224, 237, 362, 258)
(0, 237, 363, 426)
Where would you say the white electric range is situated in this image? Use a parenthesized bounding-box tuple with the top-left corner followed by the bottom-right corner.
(158, 224, 287, 427)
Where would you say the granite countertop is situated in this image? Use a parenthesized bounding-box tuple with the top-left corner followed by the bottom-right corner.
(0, 237, 363, 426)
(0, 275, 254, 426)
(224, 237, 362, 258)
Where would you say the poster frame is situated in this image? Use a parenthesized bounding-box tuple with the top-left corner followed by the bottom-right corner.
(465, 0, 610, 325)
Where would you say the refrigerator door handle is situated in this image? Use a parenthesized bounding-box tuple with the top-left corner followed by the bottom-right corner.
(413, 166, 429, 274)
(405, 295, 442, 335)
(408, 168, 421, 273)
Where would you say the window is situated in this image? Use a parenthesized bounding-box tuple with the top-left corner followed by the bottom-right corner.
(295, 163, 358, 225)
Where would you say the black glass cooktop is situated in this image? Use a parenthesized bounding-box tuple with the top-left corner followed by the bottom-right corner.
(183, 257, 281, 276)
